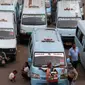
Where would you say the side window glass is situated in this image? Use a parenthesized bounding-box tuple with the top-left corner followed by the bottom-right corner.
(76, 27, 84, 45)
(77, 28, 81, 39)
(76, 27, 78, 35)
(80, 33, 83, 44)
(82, 36, 85, 46)
(14, 14, 17, 23)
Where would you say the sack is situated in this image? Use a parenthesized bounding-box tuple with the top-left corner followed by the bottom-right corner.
(2, 60, 5, 64)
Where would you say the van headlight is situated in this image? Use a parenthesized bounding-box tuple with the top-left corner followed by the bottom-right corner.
(20, 29, 26, 34)
(31, 73, 40, 79)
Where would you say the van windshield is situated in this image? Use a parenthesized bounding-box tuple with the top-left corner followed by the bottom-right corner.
(33, 53, 65, 67)
(0, 28, 15, 39)
(22, 14, 46, 25)
(57, 18, 81, 28)
(57, 20, 77, 28)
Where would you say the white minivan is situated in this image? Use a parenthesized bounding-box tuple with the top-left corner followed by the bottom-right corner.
(56, 0, 82, 45)
(0, 0, 19, 19)
(20, 0, 47, 41)
(0, 0, 20, 34)
(0, 12, 17, 61)
(75, 20, 85, 69)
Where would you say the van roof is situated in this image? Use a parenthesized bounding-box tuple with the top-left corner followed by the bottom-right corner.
(0, 12, 14, 28)
(0, 0, 18, 12)
(57, 1, 82, 18)
(0, 0, 17, 5)
(78, 20, 85, 35)
(23, 0, 45, 14)
(32, 29, 64, 52)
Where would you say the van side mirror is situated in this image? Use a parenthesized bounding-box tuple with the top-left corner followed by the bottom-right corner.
(28, 57, 32, 63)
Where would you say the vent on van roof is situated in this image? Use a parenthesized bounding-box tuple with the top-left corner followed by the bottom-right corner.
(42, 38, 54, 42)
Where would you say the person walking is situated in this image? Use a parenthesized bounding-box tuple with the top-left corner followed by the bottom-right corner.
(9, 70, 18, 82)
(68, 43, 80, 69)
(67, 63, 78, 85)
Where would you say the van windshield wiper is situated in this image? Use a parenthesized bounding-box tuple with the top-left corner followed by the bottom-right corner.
(53, 64, 65, 68)
(53, 64, 61, 67)
(41, 65, 47, 68)
(0, 36, 5, 39)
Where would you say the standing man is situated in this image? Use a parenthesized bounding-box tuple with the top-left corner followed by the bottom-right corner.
(68, 43, 80, 69)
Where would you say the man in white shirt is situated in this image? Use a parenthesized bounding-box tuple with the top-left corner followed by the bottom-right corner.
(68, 43, 80, 69)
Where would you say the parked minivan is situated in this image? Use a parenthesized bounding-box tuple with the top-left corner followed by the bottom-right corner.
(56, 0, 82, 45)
(20, 0, 47, 41)
(0, 0, 19, 19)
(0, 12, 17, 61)
(28, 28, 68, 85)
(75, 20, 85, 69)
(0, 0, 20, 34)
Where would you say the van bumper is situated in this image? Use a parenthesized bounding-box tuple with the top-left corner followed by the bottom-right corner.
(31, 78, 68, 85)
(31, 78, 47, 85)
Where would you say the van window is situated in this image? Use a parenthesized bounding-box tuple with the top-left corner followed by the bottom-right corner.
(82, 36, 85, 45)
(0, 28, 15, 39)
(14, 13, 17, 23)
(76, 27, 81, 39)
(76, 27, 84, 45)
(22, 14, 46, 25)
(33, 53, 65, 67)
(57, 19, 77, 28)
(76, 27, 78, 35)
